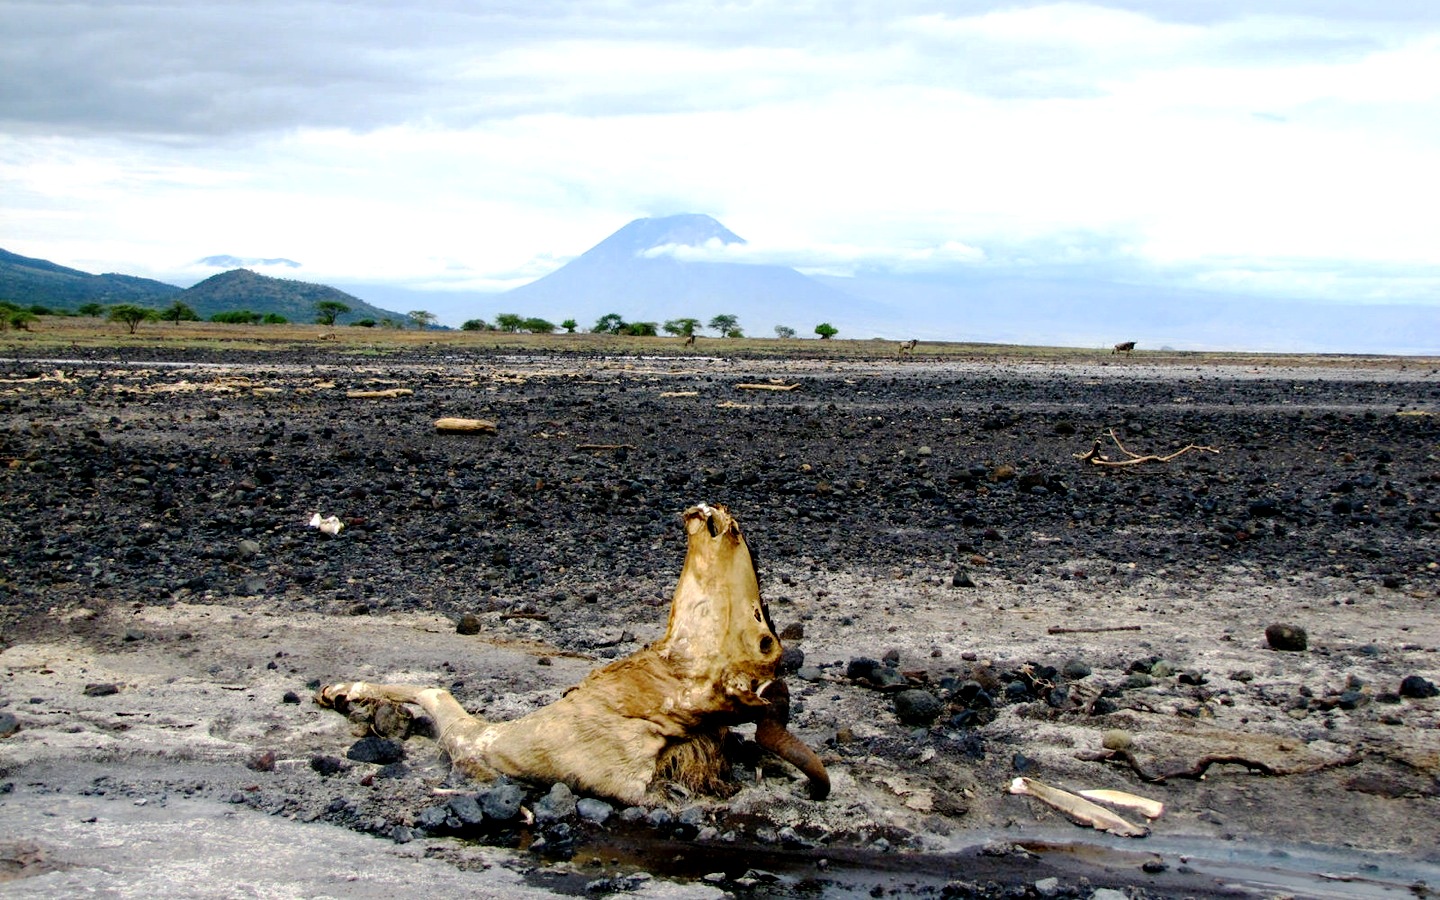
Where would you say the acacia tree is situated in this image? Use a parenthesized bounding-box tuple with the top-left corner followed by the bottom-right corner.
(495, 313, 525, 332)
(774, 325, 796, 339)
(814, 322, 838, 340)
(522, 317, 556, 333)
(315, 300, 350, 325)
(108, 304, 156, 334)
(163, 300, 199, 323)
(663, 318, 700, 337)
(593, 313, 626, 334)
(708, 314, 740, 337)
(407, 310, 438, 329)
(560, 319, 578, 333)
(622, 321, 658, 336)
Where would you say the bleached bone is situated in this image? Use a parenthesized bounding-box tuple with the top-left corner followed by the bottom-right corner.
(1076, 788, 1165, 820)
(318, 504, 829, 806)
(1008, 777, 1149, 837)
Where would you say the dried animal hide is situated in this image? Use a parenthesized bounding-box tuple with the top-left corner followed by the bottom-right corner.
(318, 503, 829, 806)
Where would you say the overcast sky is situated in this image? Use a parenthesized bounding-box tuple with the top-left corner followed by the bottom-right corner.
(2, 0, 1437, 306)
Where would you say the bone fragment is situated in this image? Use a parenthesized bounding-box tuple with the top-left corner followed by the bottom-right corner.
(1008, 777, 1149, 837)
(347, 388, 414, 399)
(307, 513, 344, 535)
(734, 383, 800, 392)
(1076, 789, 1166, 820)
(659, 391, 700, 398)
(434, 417, 496, 433)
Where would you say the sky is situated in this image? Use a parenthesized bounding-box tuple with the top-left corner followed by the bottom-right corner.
(2, 0, 1438, 316)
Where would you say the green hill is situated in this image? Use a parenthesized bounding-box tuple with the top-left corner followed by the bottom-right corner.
(177, 269, 401, 324)
(0, 248, 410, 325)
(0, 248, 182, 308)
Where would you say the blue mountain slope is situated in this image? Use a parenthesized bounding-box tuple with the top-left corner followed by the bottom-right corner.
(499, 214, 892, 335)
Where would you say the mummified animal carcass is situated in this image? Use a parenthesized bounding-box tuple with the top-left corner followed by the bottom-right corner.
(317, 503, 829, 805)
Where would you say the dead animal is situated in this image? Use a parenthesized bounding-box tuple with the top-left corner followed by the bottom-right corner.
(317, 503, 829, 806)
(1112, 341, 1136, 356)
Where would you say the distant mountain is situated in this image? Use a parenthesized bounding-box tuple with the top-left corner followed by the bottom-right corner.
(498, 214, 892, 335)
(178, 269, 402, 324)
(197, 255, 301, 269)
(0, 247, 181, 308)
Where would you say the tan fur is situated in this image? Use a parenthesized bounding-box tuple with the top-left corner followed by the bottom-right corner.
(318, 504, 828, 805)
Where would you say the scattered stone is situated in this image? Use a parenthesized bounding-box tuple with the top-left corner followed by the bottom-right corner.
(1399, 675, 1439, 699)
(480, 779, 525, 820)
(779, 622, 805, 640)
(893, 689, 943, 726)
(347, 736, 405, 765)
(456, 613, 482, 635)
(447, 794, 485, 826)
(952, 569, 977, 588)
(236, 538, 261, 559)
(1061, 658, 1092, 680)
(577, 798, 613, 824)
(281, 690, 301, 704)
(309, 755, 345, 777)
(83, 682, 120, 697)
(0, 712, 19, 739)
(245, 750, 277, 772)
(1265, 623, 1308, 652)
(535, 782, 577, 823)
(846, 657, 881, 681)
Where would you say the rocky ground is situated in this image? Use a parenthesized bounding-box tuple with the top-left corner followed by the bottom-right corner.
(1, 346, 1438, 898)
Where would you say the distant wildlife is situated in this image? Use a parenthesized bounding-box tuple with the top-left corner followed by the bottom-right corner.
(684, 333, 696, 348)
(897, 339, 918, 357)
(1112, 341, 1136, 356)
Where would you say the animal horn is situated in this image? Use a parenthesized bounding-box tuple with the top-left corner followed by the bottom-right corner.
(753, 679, 830, 800)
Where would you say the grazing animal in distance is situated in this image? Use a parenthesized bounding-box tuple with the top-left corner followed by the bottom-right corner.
(684, 333, 696, 348)
(1112, 341, 1136, 356)
(317, 504, 829, 805)
(898, 339, 918, 357)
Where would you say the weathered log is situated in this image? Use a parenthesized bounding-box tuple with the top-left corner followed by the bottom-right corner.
(317, 504, 829, 805)
(434, 417, 496, 433)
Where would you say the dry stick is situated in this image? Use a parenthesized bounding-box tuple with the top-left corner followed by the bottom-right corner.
(734, 383, 800, 392)
(1047, 624, 1143, 635)
(1074, 429, 1220, 467)
(576, 443, 636, 451)
(499, 612, 551, 622)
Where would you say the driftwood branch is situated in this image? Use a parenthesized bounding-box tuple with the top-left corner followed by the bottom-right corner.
(1047, 625, 1143, 635)
(1075, 429, 1220, 467)
(1077, 747, 1362, 783)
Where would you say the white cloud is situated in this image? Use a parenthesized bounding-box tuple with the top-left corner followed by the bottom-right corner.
(1, 1, 1437, 308)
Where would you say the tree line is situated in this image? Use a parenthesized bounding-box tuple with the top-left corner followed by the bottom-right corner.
(2, 299, 841, 340)
(0, 299, 443, 334)
(462, 312, 839, 340)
